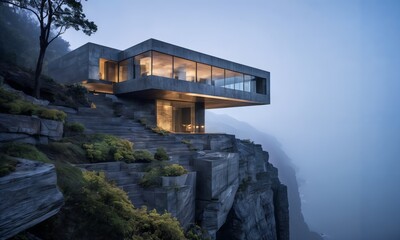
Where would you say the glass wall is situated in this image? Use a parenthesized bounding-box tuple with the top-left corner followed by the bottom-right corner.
(212, 67, 225, 87)
(118, 58, 132, 82)
(225, 70, 243, 90)
(152, 52, 173, 78)
(117, 50, 267, 95)
(99, 58, 117, 82)
(157, 100, 195, 133)
(134, 51, 152, 78)
(174, 57, 196, 81)
(197, 63, 211, 84)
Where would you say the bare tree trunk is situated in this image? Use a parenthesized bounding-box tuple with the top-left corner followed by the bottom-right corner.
(33, 47, 46, 98)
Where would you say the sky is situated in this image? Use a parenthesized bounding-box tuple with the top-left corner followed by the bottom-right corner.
(62, 1, 400, 239)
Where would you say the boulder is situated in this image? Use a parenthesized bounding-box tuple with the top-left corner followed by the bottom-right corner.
(0, 158, 64, 239)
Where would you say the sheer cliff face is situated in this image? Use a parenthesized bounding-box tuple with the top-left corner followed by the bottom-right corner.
(176, 134, 290, 240)
(206, 112, 322, 240)
(216, 141, 289, 240)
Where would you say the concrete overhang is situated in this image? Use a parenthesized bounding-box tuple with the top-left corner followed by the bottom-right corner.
(113, 76, 269, 109)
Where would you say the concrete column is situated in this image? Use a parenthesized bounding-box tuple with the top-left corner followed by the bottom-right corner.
(195, 102, 205, 133)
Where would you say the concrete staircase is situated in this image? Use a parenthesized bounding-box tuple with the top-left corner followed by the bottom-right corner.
(67, 93, 195, 167)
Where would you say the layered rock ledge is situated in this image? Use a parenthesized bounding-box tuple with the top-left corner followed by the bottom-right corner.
(0, 158, 64, 239)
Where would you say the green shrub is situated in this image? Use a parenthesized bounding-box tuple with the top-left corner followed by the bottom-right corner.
(0, 143, 50, 163)
(151, 126, 169, 136)
(0, 87, 19, 104)
(39, 109, 66, 121)
(154, 147, 169, 161)
(162, 164, 188, 177)
(140, 167, 162, 187)
(132, 150, 154, 163)
(0, 154, 18, 177)
(31, 169, 185, 240)
(0, 87, 66, 121)
(80, 134, 134, 162)
(64, 122, 85, 134)
(140, 163, 187, 187)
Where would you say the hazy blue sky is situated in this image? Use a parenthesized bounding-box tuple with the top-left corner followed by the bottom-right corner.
(62, 1, 400, 239)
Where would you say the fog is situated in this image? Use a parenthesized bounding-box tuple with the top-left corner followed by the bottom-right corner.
(62, 0, 400, 239)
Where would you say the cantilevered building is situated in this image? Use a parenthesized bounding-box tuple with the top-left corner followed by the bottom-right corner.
(48, 39, 270, 133)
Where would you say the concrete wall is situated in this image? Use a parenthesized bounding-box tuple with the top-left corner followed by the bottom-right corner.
(47, 43, 120, 84)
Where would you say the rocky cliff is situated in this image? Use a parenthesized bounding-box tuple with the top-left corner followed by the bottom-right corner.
(0, 158, 64, 239)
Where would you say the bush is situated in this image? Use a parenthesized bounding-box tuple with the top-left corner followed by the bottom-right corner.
(154, 147, 169, 161)
(64, 122, 85, 134)
(0, 142, 50, 163)
(140, 167, 162, 187)
(151, 126, 169, 136)
(132, 150, 154, 163)
(162, 164, 188, 177)
(39, 108, 66, 121)
(0, 154, 18, 177)
(31, 170, 185, 240)
(0, 87, 66, 121)
(80, 134, 134, 162)
(140, 163, 188, 187)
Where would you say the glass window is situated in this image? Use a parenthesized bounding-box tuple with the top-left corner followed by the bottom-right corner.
(152, 51, 173, 78)
(157, 100, 195, 133)
(118, 58, 132, 82)
(244, 75, 253, 92)
(212, 67, 224, 87)
(99, 58, 117, 82)
(134, 51, 152, 78)
(197, 63, 211, 84)
(173, 57, 196, 81)
(225, 70, 243, 90)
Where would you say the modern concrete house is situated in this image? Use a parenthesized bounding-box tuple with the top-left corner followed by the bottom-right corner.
(48, 39, 270, 133)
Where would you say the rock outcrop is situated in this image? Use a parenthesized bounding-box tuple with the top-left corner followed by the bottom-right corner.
(0, 158, 64, 239)
(0, 113, 63, 144)
(216, 141, 289, 240)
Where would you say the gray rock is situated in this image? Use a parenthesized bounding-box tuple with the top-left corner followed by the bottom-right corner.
(0, 113, 63, 143)
(0, 158, 64, 239)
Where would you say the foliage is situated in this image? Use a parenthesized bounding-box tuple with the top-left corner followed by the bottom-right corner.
(39, 108, 66, 121)
(163, 164, 188, 177)
(132, 150, 154, 163)
(0, 4, 69, 69)
(0, 87, 66, 121)
(181, 139, 191, 145)
(151, 126, 170, 136)
(0, 142, 50, 163)
(31, 170, 185, 240)
(140, 167, 162, 187)
(64, 122, 85, 134)
(140, 163, 188, 188)
(0, 153, 18, 177)
(154, 147, 169, 161)
(0, 0, 97, 98)
(79, 134, 134, 162)
(186, 224, 211, 240)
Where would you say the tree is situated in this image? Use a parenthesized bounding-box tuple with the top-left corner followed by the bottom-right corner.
(0, 0, 97, 98)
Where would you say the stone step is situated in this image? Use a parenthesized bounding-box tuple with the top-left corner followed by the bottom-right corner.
(120, 183, 142, 193)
